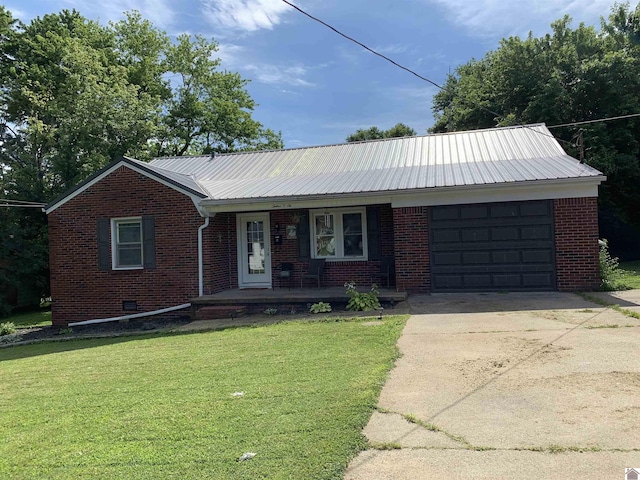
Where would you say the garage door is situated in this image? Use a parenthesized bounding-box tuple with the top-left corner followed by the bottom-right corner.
(430, 200, 555, 292)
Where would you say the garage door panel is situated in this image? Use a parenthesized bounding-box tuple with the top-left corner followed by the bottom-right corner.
(430, 200, 555, 292)
(491, 227, 519, 241)
(521, 225, 552, 240)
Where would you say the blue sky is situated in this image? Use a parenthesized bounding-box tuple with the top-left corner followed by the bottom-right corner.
(8, 0, 615, 148)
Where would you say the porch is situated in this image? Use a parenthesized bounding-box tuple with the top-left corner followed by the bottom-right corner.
(190, 287, 408, 320)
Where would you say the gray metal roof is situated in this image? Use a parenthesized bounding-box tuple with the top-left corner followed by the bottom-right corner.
(126, 157, 207, 197)
(149, 124, 603, 202)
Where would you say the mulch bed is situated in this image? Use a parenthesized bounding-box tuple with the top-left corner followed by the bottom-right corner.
(0, 316, 192, 347)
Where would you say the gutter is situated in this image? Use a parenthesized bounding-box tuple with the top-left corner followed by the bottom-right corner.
(198, 215, 212, 296)
(67, 303, 191, 327)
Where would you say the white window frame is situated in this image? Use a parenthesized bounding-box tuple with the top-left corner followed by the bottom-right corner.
(310, 207, 368, 261)
(111, 217, 143, 270)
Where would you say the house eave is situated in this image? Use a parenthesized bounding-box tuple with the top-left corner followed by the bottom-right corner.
(198, 175, 606, 213)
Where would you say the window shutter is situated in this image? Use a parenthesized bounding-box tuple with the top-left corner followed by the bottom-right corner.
(297, 213, 310, 259)
(97, 218, 111, 271)
(367, 206, 381, 261)
(142, 215, 156, 269)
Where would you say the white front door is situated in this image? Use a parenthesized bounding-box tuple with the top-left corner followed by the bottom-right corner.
(237, 213, 272, 288)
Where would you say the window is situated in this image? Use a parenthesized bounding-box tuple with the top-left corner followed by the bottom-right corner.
(112, 218, 143, 269)
(311, 208, 367, 260)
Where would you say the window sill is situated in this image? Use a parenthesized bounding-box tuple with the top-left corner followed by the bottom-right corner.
(112, 266, 144, 271)
(314, 257, 368, 262)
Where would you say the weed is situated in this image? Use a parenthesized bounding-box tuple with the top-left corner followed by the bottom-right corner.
(370, 442, 402, 450)
(599, 239, 630, 291)
(263, 308, 278, 315)
(0, 322, 16, 336)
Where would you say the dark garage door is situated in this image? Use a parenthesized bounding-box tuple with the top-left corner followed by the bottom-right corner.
(430, 200, 555, 292)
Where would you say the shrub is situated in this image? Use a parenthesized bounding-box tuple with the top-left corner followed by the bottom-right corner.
(263, 308, 278, 315)
(310, 302, 332, 314)
(599, 239, 629, 291)
(344, 282, 381, 311)
(0, 322, 16, 336)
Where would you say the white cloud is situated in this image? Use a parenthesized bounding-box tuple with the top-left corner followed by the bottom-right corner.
(425, 0, 613, 39)
(5, 5, 26, 20)
(60, 0, 176, 29)
(373, 43, 410, 55)
(244, 63, 315, 87)
(202, 0, 291, 32)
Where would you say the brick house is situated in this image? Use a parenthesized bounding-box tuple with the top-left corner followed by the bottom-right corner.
(45, 124, 605, 325)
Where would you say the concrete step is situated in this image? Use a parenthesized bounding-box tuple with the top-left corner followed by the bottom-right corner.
(195, 305, 247, 320)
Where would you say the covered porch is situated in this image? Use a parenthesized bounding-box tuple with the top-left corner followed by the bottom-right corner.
(190, 287, 408, 320)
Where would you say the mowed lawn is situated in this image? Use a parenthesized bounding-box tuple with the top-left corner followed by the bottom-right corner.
(0, 316, 407, 479)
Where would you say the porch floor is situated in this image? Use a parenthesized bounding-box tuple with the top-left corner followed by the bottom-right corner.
(190, 287, 408, 314)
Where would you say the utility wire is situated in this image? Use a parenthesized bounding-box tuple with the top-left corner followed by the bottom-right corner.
(547, 113, 640, 129)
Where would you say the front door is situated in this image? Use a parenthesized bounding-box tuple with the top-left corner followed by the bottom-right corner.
(237, 213, 272, 288)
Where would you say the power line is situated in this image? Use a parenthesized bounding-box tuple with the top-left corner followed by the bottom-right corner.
(280, 0, 444, 90)
(547, 113, 640, 129)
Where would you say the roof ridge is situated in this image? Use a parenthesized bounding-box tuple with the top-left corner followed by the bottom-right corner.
(150, 123, 549, 162)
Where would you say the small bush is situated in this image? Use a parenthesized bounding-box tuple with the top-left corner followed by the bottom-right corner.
(263, 308, 278, 315)
(310, 302, 332, 314)
(344, 282, 381, 311)
(599, 239, 629, 291)
(0, 322, 16, 336)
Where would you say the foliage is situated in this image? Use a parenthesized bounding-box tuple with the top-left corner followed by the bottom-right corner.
(346, 122, 416, 142)
(0, 316, 407, 479)
(0, 309, 51, 327)
(0, 8, 283, 310)
(619, 260, 640, 289)
(430, 2, 640, 234)
(309, 302, 332, 313)
(344, 281, 381, 311)
(599, 239, 630, 291)
(0, 322, 15, 335)
(263, 308, 277, 315)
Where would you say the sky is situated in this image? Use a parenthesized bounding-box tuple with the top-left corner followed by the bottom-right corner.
(8, 0, 617, 148)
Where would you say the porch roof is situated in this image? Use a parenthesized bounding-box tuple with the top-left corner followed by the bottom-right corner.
(148, 124, 603, 204)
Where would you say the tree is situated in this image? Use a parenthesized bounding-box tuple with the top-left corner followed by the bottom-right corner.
(0, 8, 283, 315)
(430, 2, 640, 252)
(346, 123, 416, 142)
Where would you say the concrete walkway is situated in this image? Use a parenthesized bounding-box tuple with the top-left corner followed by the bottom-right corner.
(345, 292, 640, 480)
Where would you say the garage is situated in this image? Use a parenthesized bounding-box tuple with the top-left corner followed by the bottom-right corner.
(429, 200, 555, 292)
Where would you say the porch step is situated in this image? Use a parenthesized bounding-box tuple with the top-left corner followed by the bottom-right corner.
(195, 305, 247, 320)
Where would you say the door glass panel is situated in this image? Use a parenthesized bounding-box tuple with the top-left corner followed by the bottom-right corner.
(246, 221, 265, 274)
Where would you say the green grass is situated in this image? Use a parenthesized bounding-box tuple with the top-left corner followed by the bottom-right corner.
(620, 261, 640, 289)
(0, 315, 407, 479)
(2, 309, 51, 327)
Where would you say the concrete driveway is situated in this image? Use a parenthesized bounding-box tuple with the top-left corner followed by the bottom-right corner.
(345, 292, 640, 480)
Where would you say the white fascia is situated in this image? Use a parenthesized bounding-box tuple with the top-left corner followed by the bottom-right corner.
(197, 176, 605, 213)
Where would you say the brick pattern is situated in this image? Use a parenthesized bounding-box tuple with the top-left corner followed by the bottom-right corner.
(554, 197, 600, 291)
(393, 206, 430, 293)
(49, 167, 208, 325)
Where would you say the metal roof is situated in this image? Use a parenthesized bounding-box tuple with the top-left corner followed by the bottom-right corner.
(149, 124, 603, 202)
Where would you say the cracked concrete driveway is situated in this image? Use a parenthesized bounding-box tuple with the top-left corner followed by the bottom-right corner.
(345, 292, 640, 480)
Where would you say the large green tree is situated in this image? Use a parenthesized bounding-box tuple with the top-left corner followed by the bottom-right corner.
(346, 122, 416, 142)
(0, 8, 283, 314)
(431, 2, 640, 253)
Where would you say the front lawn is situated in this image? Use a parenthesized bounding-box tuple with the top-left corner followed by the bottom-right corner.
(0, 316, 406, 479)
(620, 261, 640, 289)
(2, 309, 51, 327)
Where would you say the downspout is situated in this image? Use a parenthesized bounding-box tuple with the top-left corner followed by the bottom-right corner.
(198, 214, 213, 296)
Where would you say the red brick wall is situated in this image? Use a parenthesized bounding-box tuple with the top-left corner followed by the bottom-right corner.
(205, 213, 234, 294)
(554, 197, 600, 291)
(49, 167, 208, 325)
(393, 206, 430, 292)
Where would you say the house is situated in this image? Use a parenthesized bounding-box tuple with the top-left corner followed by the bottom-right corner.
(45, 124, 605, 326)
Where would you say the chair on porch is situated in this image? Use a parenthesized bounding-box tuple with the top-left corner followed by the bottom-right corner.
(300, 259, 325, 288)
(375, 256, 395, 288)
(275, 262, 295, 289)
